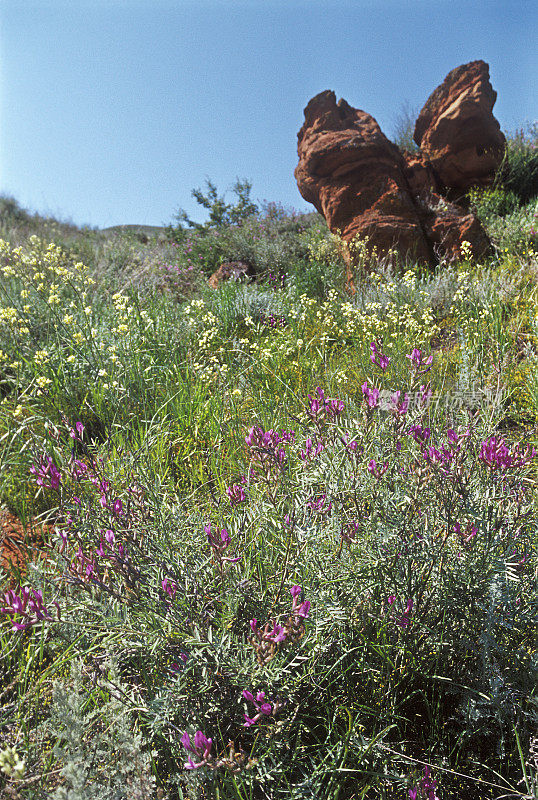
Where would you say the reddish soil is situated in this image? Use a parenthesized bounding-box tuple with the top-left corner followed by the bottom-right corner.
(0, 508, 52, 588)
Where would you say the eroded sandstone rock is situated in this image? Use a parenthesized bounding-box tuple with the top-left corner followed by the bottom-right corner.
(414, 60, 506, 193)
(208, 260, 255, 289)
(294, 61, 505, 285)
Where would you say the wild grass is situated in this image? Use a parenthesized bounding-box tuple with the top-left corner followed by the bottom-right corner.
(0, 189, 537, 799)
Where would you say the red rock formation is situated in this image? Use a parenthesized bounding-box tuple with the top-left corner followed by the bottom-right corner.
(208, 260, 255, 289)
(294, 61, 505, 285)
(414, 60, 505, 193)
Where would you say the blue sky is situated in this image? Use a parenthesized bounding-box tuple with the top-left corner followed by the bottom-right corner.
(1, 0, 536, 229)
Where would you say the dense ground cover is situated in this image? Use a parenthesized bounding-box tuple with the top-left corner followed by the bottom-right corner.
(0, 131, 537, 799)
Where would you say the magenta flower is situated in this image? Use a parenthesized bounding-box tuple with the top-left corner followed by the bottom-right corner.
(368, 459, 388, 479)
(361, 381, 380, 410)
(1, 586, 53, 631)
(299, 437, 324, 461)
(395, 599, 413, 628)
(69, 421, 85, 440)
(306, 494, 332, 514)
(226, 483, 247, 505)
(205, 524, 241, 563)
(242, 689, 274, 727)
(390, 390, 410, 417)
(419, 383, 433, 407)
(181, 731, 213, 770)
(307, 387, 344, 422)
(408, 424, 431, 444)
(406, 348, 433, 373)
(162, 577, 177, 599)
(112, 498, 123, 516)
(30, 455, 62, 491)
(370, 341, 390, 370)
(290, 585, 310, 619)
(479, 436, 537, 471)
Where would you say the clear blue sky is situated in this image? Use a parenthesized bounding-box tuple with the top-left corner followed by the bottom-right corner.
(1, 0, 536, 229)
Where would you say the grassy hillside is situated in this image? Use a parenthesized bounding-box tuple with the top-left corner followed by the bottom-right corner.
(0, 149, 537, 798)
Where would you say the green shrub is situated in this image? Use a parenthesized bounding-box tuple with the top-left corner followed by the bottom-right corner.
(499, 123, 538, 205)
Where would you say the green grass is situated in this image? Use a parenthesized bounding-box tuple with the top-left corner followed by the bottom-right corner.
(0, 193, 537, 799)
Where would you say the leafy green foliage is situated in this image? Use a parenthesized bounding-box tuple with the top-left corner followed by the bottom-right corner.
(0, 184, 538, 799)
(167, 178, 259, 240)
(499, 124, 538, 205)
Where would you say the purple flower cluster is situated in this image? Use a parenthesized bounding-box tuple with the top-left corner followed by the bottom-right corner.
(306, 494, 332, 514)
(245, 425, 295, 473)
(204, 524, 241, 564)
(406, 348, 433, 374)
(361, 382, 380, 410)
(479, 436, 537, 471)
(242, 690, 273, 727)
(250, 585, 310, 664)
(370, 341, 390, 370)
(30, 455, 62, 491)
(387, 595, 413, 629)
(69, 539, 129, 586)
(299, 437, 324, 462)
(1, 586, 53, 631)
(181, 731, 214, 770)
(226, 476, 247, 506)
(260, 311, 287, 328)
(453, 521, 477, 547)
(409, 766, 439, 799)
(368, 459, 388, 479)
(422, 428, 469, 477)
(307, 387, 344, 423)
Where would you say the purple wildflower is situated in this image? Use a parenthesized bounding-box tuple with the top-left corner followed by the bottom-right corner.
(361, 382, 380, 410)
(1, 586, 53, 631)
(181, 731, 213, 770)
(370, 341, 390, 370)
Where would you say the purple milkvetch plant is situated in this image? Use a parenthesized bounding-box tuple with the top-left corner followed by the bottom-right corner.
(368, 459, 388, 479)
(343, 433, 363, 455)
(245, 425, 294, 476)
(70, 458, 89, 481)
(250, 585, 310, 664)
(181, 731, 214, 770)
(307, 387, 344, 423)
(69, 421, 85, 441)
(419, 383, 433, 407)
(162, 577, 177, 600)
(299, 437, 324, 461)
(454, 521, 477, 547)
(306, 494, 332, 514)
(226, 482, 247, 506)
(396, 599, 413, 628)
(30, 456, 62, 491)
(406, 348, 433, 374)
(361, 382, 380, 410)
(390, 391, 410, 417)
(242, 690, 273, 727)
(370, 341, 390, 370)
(204, 524, 241, 564)
(112, 498, 123, 516)
(409, 766, 439, 799)
(408, 424, 431, 444)
(290, 584, 311, 619)
(479, 436, 537, 471)
(1, 586, 54, 631)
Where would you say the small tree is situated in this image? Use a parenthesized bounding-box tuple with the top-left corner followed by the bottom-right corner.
(167, 178, 258, 240)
